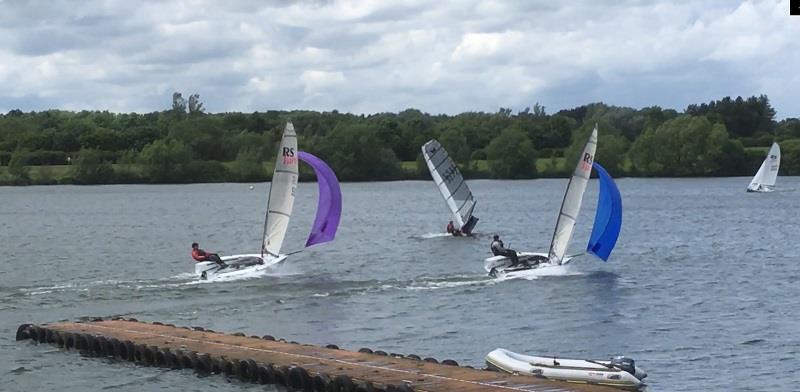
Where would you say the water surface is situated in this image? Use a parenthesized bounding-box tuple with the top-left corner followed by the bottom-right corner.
(2, 178, 799, 391)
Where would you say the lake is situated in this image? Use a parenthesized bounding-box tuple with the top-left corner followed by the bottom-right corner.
(2, 177, 799, 391)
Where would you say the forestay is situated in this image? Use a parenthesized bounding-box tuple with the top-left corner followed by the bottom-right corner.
(548, 126, 597, 265)
(421, 139, 476, 230)
(262, 122, 299, 257)
(587, 162, 622, 261)
(748, 142, 780, 190)
(297, 151, 342, 247)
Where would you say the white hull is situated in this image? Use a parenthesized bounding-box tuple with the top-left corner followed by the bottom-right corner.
(484, 252, 572, 278)
(486, 348, 646, 391)
(194, 253, 287, 280)
(746, 184, 774, 193)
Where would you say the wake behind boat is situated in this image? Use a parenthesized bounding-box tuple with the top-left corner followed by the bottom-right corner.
(195, 122, 342, 280)
(485, 126, 622, 278)
(421, 139, 479, 236)
(747, 142, 780, 192)
(486, 348, 647, 391)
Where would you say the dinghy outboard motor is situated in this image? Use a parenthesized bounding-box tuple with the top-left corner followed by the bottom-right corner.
(610, 356, 646, 380)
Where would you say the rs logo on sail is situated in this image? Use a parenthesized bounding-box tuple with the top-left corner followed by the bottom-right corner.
(581, 153, 594, 171)
(282, 147, 297, 165)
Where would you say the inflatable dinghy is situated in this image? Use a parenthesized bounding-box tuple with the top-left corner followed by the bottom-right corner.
(485, 348, 647, 391)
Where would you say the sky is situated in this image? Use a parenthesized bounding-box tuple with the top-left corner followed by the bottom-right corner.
(0, 0, 798, 118)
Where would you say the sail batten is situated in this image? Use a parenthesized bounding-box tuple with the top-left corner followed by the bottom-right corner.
(298, 151, 342, 248)
(262, 122, 299, 257)
(548, 127, 598, 265)
(422, 139, 478, 231)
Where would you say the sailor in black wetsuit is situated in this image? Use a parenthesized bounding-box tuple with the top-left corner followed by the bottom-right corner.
(490, 235, 520, 267)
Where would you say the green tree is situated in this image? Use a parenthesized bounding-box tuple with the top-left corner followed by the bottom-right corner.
(72, 149, 115, 184)
(438, 127, 470, 164)
(486, 127, 537, 178)
(228, 148, 266, 182)
(629, 116, 745, 176)
(138, 139, 192, 182)
(779, 139, 800, 175)
(7, 149, 30, 183)
(316, 122, 401, 181)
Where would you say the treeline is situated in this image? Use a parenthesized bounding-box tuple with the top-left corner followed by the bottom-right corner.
(1, 93, 800, 185)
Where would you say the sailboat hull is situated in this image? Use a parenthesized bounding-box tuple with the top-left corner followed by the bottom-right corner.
(746, 185, 774, 193)
(195, 253, 287, 280)
(484, 252, 573, 278)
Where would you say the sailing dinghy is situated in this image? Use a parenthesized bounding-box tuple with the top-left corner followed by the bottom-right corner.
(486, 348, 647, 391)
(421, 139, 479, 235)
(195, 122, 342, 280)
(484, 126, 622, 278)
(746, 142, 780, 192)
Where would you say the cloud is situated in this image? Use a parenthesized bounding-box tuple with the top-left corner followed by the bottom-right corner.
(0, 0, 797, 119)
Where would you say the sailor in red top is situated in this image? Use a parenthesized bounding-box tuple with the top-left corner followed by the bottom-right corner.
(446, 220, 462, 236)
(191, 242, 226, 267)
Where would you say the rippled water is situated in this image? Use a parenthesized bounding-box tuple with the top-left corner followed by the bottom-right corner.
(3, 178, 800, 391)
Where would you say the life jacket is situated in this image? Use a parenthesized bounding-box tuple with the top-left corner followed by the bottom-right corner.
(191, 248, 208, 262)
(490, 240, 504, 256)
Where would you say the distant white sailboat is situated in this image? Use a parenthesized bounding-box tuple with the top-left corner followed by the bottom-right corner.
(747, 142, 780, 193)
(421, 139, 479, 235)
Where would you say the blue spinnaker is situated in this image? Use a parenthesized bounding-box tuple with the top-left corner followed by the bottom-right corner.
(586, 162, 622, 261)
(298, 151, 342, 247)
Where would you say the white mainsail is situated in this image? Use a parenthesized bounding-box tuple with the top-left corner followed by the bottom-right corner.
(262, 122, 299, 257)
(548, 126, 598, 265)
(747, 142, 780, 191)
(421, 139, 476, 229)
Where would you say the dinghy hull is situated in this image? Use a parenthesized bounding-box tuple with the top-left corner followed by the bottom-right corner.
(484, 252, 571, 278)
(195, 253, 287, 280)
(485, 348, 646, 391)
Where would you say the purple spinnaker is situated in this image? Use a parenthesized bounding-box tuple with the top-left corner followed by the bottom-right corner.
(298, 151, 342, 247)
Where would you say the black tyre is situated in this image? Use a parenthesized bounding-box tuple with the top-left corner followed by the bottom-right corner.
(312, 372, 331, 392)
(237, 359, 258, 381)
(332, 375, 356, 392)
(55, 332, 67, 348)
(273, 365, 290, 386)
(358, 348, 373, 354)
(64, 333, 77, 350)
(122, 341, 135, 361)
(194, 354, 212, 374)
(28, 326, 42, 343)
(15, 324, 32, 341)
(288, 366, 312, 391)
(257, 364, 275, 384)
(154, 348, 169, 367)
(355, 380, 375, 392)
(441, 359, 458, 366)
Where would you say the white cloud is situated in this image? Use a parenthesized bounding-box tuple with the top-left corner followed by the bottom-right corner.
(0, 0, 798, 118)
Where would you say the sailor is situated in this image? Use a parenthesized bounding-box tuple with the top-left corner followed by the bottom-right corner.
(191, 242, 226, 267)
(490, 235, 520, 267)
(446, 221, 462, 236)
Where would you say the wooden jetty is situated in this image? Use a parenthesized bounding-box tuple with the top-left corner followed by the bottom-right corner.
(16, 318, 621, 392)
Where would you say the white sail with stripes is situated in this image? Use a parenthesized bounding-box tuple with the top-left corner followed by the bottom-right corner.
(421, 139, 476, 230)
(262, 122, 299, 257)
(548, 126, 597, 265)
